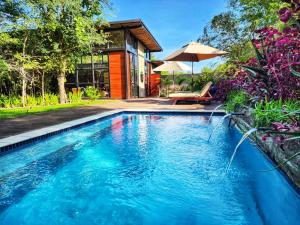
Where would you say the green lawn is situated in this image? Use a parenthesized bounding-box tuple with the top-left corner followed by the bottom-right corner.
(0, 100, 116, 120)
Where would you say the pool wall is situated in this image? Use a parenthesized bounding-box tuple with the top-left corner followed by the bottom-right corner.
(233, 115, 300, 191)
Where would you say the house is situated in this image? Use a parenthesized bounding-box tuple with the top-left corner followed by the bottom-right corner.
(67, 19, 162, 99)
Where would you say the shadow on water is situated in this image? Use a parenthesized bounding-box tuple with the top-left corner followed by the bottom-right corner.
(0, 144, 78, 213)
(0, 116, 134, 214)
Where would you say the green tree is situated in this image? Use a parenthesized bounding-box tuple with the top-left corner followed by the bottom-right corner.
(198, 0, 286, 63)
(31, 0, 109, 103)
(0, 1, 40, 106)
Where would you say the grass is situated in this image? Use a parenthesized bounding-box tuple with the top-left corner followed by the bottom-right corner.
(0, 100, 117, 120)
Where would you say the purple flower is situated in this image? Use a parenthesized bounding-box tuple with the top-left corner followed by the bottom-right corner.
(278, 7, 292, 23)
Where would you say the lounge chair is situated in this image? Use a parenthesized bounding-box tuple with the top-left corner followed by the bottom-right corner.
(169, 82, 213, 105)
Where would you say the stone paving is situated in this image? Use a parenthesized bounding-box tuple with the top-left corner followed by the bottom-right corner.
(0, 98, 222, 139)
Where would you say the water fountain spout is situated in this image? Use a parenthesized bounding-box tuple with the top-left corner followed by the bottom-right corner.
(230, 113, 245, 116)
(207, 113, 232, 142)
(208, 104, 224, 123)
(225, 128, 258, 173)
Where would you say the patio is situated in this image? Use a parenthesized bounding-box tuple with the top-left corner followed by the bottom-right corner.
(0, 98, 221, 139)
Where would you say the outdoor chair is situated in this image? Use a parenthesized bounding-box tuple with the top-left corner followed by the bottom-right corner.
(169, 81, 213, 105)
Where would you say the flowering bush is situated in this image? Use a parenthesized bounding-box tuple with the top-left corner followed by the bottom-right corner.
(237, 26, 300, 100)
(215, 1, 300, 143)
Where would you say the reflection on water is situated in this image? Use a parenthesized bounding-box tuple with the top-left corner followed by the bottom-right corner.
(0, 114, 299, 225)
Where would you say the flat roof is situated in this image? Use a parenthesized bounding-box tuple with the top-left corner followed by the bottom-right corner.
(104, 19, 163, 52)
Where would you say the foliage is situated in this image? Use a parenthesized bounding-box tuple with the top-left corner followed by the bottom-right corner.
(0, 0, 109, 104)
(160, 78, 173, 96)
(0, 93, 60, 108)
(68, 91, 83, 103)
(44, 94, 59, 106)
(237, 26, 300, 100)
(85, 86, 101, 101)
(198, 0, 286, 63)
(225, 90, 249, 112)
(27, 96, 39, 107)
(253, 99, 300, 127)
(194, 63, 238, 91)
(176, 77, 187, 86)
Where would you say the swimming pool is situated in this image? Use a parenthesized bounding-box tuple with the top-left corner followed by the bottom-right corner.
(0, 113, 299, 225)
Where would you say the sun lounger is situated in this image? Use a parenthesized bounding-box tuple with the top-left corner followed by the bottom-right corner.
(169, 82, 213, 105)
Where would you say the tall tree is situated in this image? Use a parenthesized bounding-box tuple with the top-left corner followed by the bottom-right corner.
(0, 0, 109, 104)
(30, 0, 109, 103)
(0, 0, 40, 106)
(198, 0, 287, 63)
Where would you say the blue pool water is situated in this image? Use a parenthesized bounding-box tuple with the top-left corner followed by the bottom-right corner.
(0, 113, 299, 225)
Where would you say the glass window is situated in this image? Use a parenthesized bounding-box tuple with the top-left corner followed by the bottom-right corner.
(144, 49, 150, 61)
(108, 30, 125, 49)
(127, 32, 138, 54)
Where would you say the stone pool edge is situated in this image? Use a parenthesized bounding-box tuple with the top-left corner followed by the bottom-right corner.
(0, 109, 225, 153)
(232, 115, 300, 192)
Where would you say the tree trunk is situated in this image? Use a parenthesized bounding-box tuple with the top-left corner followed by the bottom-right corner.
(21, 69, 27, 107)
(41, 71, 45, 105)
(57, 58, 68, 104)
(57, 72, 67, 104)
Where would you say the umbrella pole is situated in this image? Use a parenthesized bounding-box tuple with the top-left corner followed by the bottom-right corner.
(191, 61, 194, 92)
(173, 71, 175, 91)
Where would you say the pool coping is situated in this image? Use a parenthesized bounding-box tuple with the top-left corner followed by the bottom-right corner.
(0, 109, 225, 153)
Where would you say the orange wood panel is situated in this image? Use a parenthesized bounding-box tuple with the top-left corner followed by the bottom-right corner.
(109, 52, 126, 99)
(150, 74, 160, 96)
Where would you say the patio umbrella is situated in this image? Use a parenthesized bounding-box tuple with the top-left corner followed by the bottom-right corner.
(164, 42, 227, 90)
(153, 61, 191, 88)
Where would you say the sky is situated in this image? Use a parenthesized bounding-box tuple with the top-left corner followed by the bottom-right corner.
(105, 0, 228, 73)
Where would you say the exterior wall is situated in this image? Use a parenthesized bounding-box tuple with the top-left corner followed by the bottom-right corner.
(109, 51, 126, 99)
(137, 41, 146, 97)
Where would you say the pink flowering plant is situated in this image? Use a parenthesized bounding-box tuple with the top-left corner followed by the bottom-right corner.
(217, 1, 300, 143)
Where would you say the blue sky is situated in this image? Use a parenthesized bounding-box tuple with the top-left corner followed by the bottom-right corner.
(106, 0, 228, 72)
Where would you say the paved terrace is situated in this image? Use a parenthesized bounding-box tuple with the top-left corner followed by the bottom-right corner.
(0, 98, 222, 139)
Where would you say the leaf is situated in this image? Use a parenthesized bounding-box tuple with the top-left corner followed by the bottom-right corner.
(242, 65, 268, 78)
(251, 41, 265, 66)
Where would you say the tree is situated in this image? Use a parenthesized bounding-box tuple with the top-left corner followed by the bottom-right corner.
(198, 0, 287, 63)
(0, 1, 40, 106)
(30, 0, 109, 103)
(0, 0, 109, 104)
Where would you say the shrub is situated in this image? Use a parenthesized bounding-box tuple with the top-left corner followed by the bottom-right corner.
(253, 99, 300, 127)
(0, 95, 22, 108)
(0, 95, 10, 108)
(10, 96, 22, 107)
(85, 86, 101, 101)
(225, 90, 249, 112)
(44, 93, 59, 106)
(27, 96, 38, 107)
(68, 91, 83, 103)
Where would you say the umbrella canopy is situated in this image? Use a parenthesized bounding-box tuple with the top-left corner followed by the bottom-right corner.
(153, 61, 191, 73)
(164, 42, 227, 62)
